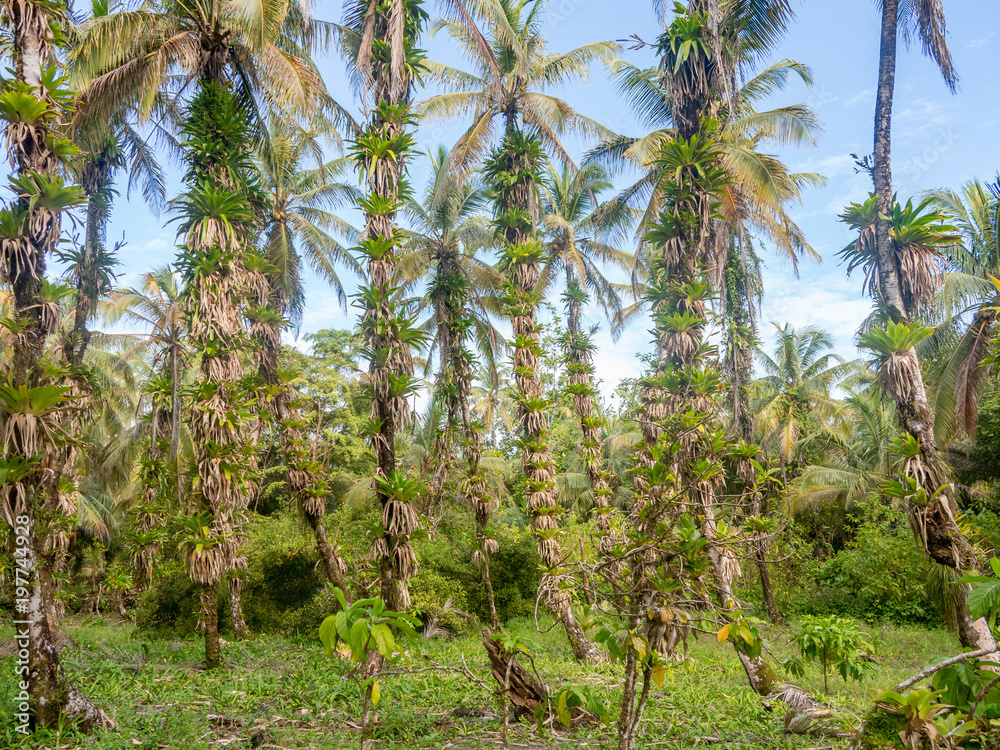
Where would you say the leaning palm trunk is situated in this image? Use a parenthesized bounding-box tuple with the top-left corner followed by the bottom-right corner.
(430, 240, 500, 626)
(871, 0, 986, 650)
(0, 0, 112, 729)
(485, 132, 599, 662)
(253, 303, 349, 597)
(353, 0, 426, 613)
(562, 276, 613, 530)
(724, 251, 781, 623)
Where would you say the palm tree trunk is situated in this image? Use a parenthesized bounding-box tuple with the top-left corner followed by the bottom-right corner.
(202, 586, 221, 669)
(751, 492, 782, 623)
(430, 280, 456, 504)
(563, 272, 613, 531)
(872, 0, 985, 649)
(228, 576, 250, 640)
(67, 195, 102, 366)
(180, 77, 260, 669)
(358, 0, 424, 613)
(490, 133, 600, 663)
(0, 0, 112, 730)
(454, 305, 500, 629)
(874, 0, 907, 325)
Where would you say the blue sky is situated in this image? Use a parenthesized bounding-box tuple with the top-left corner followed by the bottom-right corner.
(103, 0, 1000, 398)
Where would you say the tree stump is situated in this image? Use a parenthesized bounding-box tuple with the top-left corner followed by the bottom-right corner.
(482, 628, 547, 718)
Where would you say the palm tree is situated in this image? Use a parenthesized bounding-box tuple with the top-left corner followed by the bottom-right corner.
(859, 1, 992, 652)
(539, 163, 633, 328)
(103, 268, 189, 587)
(752, 324, 852, 479)
(255, 120, 359, 594)
(421, 0, 617, 170)
(0, 0, 118, 727)
(104, 268, 187, 467)
(397, 145, 497, 449)
(791, 388, 900, 513)
(589, 54, 821, 275)
(343, 0, 429, 613)
(589, 44, 823, 466)
(64, 0, 169, 369)
(617, 5, 821, 727)
(871, 0, 956, 327)
(70, 0, 321, 131)
(839, 189, 988, 647)
(63, 118, 165, 368)
(258, 120, 362, 321)
(539, 163, 632, 530)
(743, 320, 852, 625)
(74, 0, 325, 667)
(433, 0, 615, 664)
(397, 145, 501, 625)
(926, 180, 1000, 439)
(839, 195, 960, 321)
(483, 127, 600, 661)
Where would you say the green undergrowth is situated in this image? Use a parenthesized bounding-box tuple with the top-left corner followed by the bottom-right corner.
(0, 616, 957, 749)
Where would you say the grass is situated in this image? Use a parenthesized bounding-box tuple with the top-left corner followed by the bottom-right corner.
(0, 615, 959, 749)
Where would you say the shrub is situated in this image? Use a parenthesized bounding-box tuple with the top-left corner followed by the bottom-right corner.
(135, 559, 230, 636)
(136, 511, 326, 636)
(786, 614, 876, 693)
(474, 523, 541, 624)
(767, 506, 941, 625)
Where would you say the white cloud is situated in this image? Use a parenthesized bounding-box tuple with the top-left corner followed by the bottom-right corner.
(793, 152, 858, 178)
(760, 263, 869, 363)
(844, 88, 873, 107)
(895, 99, 952, 130)
(968, 32, 995, 49)
(588, 323, 654, 405)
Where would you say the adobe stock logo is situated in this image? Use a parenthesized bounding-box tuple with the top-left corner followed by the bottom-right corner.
(11, 512, 33, 735)
(11, 621, 31, 735)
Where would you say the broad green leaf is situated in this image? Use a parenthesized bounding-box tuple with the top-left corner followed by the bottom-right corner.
(319, 615, 338, 658)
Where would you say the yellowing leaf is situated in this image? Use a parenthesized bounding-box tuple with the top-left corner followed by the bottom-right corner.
(652, 664, 665, 687)
(371, 680, 381, 707)
(717, 624, 730, 643)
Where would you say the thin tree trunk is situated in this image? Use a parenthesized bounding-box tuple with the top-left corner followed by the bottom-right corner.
(66, 196, 102, 366)
(228, 575, 250, 640)
(560, 598, 601, 662)
(873, 0, 907, 326)
(309, 516, 350, 599)
(755, 544, 781, 624)
(480, 553, 500, 630)
(202, 586, 220, 669)
(749, 490, 782, 623)
(617, 654, 652, 750)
